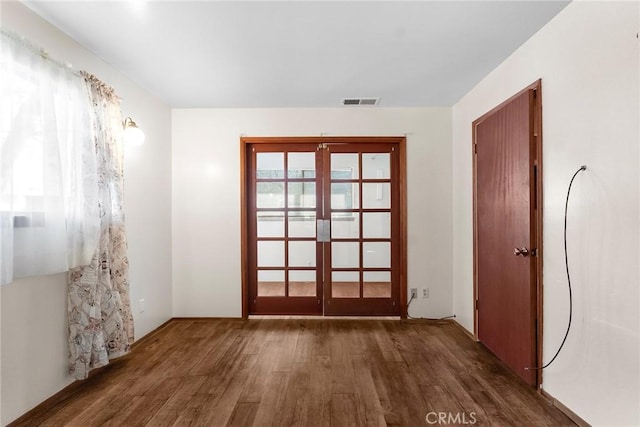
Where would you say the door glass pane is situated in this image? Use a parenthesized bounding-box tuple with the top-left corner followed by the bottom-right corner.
(257, 211, 284, 237)
(289, 270, 316, 297)
(363, 271, 391, 298)
(288, 152, 316, 178)
(288, 211, 316, 238)
(362, 212, 390, 239)
(288, 182, 316, 208)
(332, 242, 359, 268)
(256, 182, 284, 208)
(362, 153, 390, 179)
(257, 240, 284, 267)
(331, 153, 359, 180)
(332, 271, 360, 298)
(257, 270, 285, 296)
(252, 145, 399, 311)
(331, 212, 359, 239)
(257, 152, 284, 179)
(363, 242, 390, 268)
(289, 241, 316, 267)
(362, 183, 390, 209)
(331, 183, 359, 210)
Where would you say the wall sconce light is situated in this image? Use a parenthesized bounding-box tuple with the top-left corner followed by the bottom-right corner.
(122, 117, 145, 146)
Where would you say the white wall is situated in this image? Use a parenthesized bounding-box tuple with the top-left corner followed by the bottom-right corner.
(172, 108, 452, 319)
(452, 1, 639, 425)
(0, 3, 173, 425)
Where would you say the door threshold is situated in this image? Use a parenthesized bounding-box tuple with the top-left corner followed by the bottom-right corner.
(248, 315, 401, 320)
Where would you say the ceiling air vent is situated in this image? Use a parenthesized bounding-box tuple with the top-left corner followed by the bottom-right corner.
(341, 97, 380, 106)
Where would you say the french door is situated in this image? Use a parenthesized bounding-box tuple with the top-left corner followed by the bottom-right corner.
(243, 137, 404, 316)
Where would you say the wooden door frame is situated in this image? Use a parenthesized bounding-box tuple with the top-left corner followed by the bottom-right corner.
(240, 136, 407, 319)
(472, 80, 543, 387)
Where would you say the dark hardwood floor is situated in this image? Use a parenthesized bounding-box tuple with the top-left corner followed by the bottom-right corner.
(11, 319, 575, 426)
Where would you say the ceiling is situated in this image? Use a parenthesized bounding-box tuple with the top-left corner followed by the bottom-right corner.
(23, 1, 570, 108)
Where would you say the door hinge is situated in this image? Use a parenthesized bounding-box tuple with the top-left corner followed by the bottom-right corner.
(474, 143, 477, 154)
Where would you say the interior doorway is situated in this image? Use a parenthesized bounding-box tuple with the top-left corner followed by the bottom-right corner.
(241, 137, 406, 317)
(473, 80, 543, 387)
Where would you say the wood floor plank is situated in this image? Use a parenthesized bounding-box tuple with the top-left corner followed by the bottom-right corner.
(273, 362, 313, 426)
(9, 319, 577, 427)
(196, 336, 252, 395)
(188, 327, 245, 376)
(330, 393, 362, 427)
(303, 353, 332, 427)
(292, 321, 315, 363)
(226, 402, 259, 427)
(102, 396, 167, 427)
(237, 318, 265, 356)
(350, 354, 387, 427)
(372, 322, 404, 363)
(310, 320, 331, 358)
(196, 354, 258, 426)
(329, 322, 357, 396)
(271, 320, 301, 372)
(238, 341, 281, 403)
(144, 375, 208, 426)
(251, 372, 289, 427)
(383, 360, 430, 425)
(56, 393, 137, 426)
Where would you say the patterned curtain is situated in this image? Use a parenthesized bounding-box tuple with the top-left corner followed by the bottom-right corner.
(67, 72, 134, 380)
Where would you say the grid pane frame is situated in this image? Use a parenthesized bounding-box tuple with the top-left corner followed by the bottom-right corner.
(327, 148, 393, 300)
(254, 147, 320, 298)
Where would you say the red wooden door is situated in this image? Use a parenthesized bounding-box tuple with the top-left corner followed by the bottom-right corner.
(474, 86, 539, 386)
(322, 143, 401, 316)
(248, 143, 324, 315)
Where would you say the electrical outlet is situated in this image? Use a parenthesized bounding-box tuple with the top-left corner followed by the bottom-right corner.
(410, 288, 417, 299)
(422, 288, 429, 299)
(138, 298, 145, 314)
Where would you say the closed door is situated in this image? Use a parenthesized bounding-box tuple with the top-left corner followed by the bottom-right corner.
(473, 82, 541, 386)
(246, 138, 402, 316)
(323, 143, 400, 316)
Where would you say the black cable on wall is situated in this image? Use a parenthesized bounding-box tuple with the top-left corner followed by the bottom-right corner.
(526, 165, 587, 371)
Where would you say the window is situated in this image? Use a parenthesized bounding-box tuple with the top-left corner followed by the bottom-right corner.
(0, 31, 99, 285)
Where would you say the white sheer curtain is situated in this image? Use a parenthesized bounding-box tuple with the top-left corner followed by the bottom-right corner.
(0, 30, 100, 285)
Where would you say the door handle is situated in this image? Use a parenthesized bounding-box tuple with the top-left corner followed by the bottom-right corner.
(514, 247, 529, 257)
(317, 219, 330, 242)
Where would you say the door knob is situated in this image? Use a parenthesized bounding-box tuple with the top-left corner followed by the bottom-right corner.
(514, 247, 529, 257)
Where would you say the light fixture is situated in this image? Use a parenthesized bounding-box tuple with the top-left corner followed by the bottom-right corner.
(122, 117, 145, 146)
